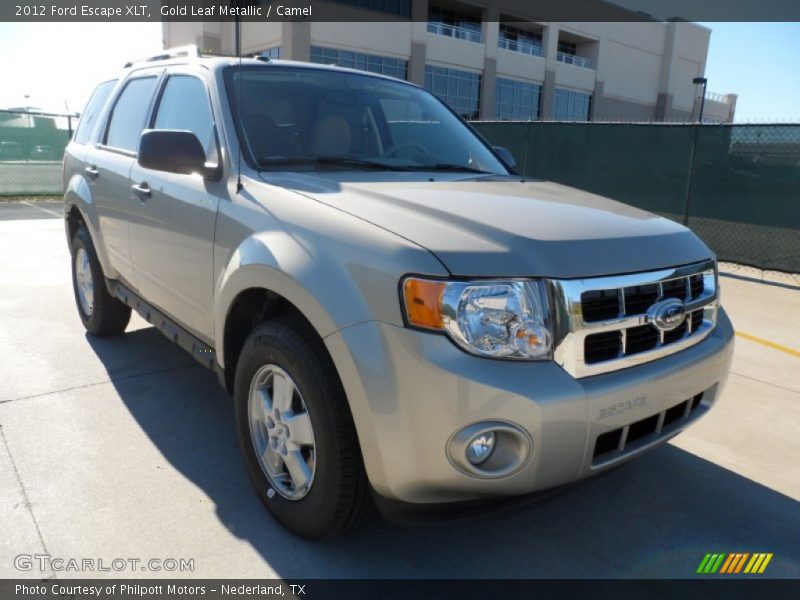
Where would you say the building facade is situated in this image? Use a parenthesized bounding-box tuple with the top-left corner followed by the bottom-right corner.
(163, 1, 736, 123)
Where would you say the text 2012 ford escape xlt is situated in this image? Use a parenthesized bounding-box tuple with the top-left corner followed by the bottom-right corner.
(63, 47, 734, 539)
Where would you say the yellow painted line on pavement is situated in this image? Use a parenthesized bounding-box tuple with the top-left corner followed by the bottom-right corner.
(736, 331, 800, 359)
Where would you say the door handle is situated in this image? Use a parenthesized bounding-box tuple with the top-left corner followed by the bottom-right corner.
(131, 182, 151, 200)
(84, 165, 99, 179)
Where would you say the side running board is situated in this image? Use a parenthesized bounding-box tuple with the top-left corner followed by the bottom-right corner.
(106, 278, 226, 389)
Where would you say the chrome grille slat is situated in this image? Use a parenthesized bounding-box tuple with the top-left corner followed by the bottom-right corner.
(550, 260, 718, 378)
(573, 289, 716, 334)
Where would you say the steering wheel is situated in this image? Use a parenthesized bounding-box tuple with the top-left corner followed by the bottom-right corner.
(381, 142, 429, 159)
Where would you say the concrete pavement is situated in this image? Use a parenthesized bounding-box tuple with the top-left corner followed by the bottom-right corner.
(1, 202, 798, 579)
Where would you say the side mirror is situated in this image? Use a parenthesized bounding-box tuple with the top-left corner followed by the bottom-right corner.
(138, 129, 213, 177)
(493, 146, 517, 168)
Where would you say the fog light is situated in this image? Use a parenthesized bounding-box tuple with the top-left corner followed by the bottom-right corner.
(466, 432, 496, 465)
(448, 421, 532, 478)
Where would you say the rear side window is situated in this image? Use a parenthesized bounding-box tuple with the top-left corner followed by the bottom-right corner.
(73, 80, 116, 145)
(153, 75, 216, 157)
(104, 77, 158, 153)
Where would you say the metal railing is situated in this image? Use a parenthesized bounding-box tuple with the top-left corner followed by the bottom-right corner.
(557, 52, 595, 70)
(498, 37, 544, 57)
(427, 21, 483, 44)
(704, 91, 729, 103)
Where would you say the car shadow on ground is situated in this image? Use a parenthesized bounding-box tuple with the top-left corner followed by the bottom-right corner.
(88, 327, 800, 579)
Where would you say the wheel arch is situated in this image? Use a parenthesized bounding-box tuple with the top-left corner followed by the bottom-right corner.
(214, 230, 381, 383)
(63, 172, 115, 278)
(220, 285, 330, 394)
(65, 202, 86, 243)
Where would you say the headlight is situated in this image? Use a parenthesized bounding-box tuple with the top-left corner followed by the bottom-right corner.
(401, 277, 552, 360)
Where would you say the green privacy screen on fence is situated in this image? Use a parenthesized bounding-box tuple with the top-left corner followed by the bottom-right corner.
(472, 122, 800, 273)
(1, 113, 798, 273)
(0, 109, 73, 195)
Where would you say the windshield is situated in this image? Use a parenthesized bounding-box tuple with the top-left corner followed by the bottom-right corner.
(224, 65, 509, 175)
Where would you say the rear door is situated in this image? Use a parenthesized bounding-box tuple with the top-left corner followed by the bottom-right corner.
(87, 74, 160, 285)
(128, 69, 222, 341)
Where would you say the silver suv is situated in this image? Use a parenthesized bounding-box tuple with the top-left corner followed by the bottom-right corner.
(63, 47, 734, 538)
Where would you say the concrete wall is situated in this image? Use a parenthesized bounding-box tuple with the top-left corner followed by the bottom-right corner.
(310, 21, 412, 58)
(496, 49, 546, 84)
(425, 32, 485, 70)
(239, 21, 283, 55)
(703, 94, 738, 123)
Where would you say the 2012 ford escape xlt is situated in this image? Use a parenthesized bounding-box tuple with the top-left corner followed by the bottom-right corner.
(63, 47, 734, 539)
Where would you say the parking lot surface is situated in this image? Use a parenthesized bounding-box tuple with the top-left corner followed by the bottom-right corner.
(1, 201, 798, 579)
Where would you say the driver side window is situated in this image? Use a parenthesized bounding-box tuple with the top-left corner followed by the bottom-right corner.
(153, 75, 217, 162)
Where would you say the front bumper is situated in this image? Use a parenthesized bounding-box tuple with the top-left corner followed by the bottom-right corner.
(325, 309, 734, 505)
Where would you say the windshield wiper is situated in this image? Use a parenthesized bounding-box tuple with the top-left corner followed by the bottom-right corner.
(257, 156, 412, 171)
(257, 157, 495, 175)
(422, 163, 493, 174)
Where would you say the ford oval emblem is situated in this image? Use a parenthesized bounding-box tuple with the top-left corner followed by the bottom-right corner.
(646, 298, 687, 331)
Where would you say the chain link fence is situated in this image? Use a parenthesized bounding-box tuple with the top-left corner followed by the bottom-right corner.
(0, 109, 76, 196)
(473, 122, 800, 273)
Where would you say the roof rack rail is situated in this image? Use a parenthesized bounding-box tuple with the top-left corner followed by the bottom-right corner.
(124, 45, 201, 68)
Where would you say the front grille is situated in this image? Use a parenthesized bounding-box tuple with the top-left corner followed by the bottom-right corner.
(593, 393, 705, 463)
(582, 272, 706, 323)
(584, 310, 705, 363)
(581, 289, 620, 321)
(661, 277, 688, 300)
(625, 324, 660, 355)
(584, 331, 621, 363)
(551, 260, 719, 378)
(690, 310, 703, 331)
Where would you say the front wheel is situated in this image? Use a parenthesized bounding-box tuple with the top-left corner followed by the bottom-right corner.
(70, 226, 131, 336)
(233, 316, 373, 539)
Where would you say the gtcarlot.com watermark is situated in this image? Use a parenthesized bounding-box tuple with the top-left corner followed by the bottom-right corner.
(14, 554, 194, 573)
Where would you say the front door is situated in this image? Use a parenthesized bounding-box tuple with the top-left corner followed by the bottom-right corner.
(128, 72, 222, 341)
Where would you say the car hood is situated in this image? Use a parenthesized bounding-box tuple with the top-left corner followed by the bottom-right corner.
(261, 172, 713, 278)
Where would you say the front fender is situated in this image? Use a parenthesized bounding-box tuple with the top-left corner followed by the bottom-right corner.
(212, 188, 449, 370)
(213, 231, 343, 366)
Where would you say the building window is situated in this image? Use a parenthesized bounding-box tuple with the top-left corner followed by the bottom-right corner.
(309, 0, 411, 17)
(557, 40, 577, 56)
(556, 39, 594, 69)
(495, 78, 541, 121)
(310, 46, 408, 80)
(498, 24, 543, 57)
(258, 47, 281, 60)
(554, 88, 592, 121)
(425, 65, 481, 120)
(427, 7, 482, 44)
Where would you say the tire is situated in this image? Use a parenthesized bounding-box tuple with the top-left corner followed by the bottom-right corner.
(233, 315, 373, 539)
(70, 226, 131, 336)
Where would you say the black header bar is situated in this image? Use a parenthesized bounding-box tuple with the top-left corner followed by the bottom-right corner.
(3, 0, 800, 22)
(2, 579, 799, 600)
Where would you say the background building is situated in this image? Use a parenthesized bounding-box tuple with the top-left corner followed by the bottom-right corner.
(163, 1, 736, 123)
